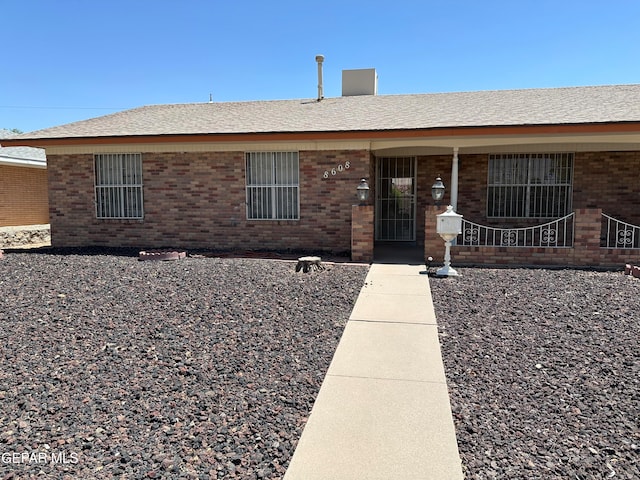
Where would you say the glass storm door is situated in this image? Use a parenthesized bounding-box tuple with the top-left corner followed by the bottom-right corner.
(375, 157, 417, 241)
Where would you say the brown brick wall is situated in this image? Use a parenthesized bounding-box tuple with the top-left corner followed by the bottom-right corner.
(0, 165, 49, 227)
(46, 147, 640, 266)
(47, 150, 371, 252)
(415, 156, 444, 245)
(573, 151, 640, 223)
(351, 205, 373, 262)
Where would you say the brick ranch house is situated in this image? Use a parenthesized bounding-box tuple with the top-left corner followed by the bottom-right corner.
(3, 75, 640, 267)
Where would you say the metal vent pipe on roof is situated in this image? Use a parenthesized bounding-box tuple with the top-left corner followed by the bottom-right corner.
(315, 54, 325, 101)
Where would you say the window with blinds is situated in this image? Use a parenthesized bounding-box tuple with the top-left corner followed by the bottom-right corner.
(487, 153, 573, 218)
(94, 153, 144, 219)
(246, 152, 299, 220)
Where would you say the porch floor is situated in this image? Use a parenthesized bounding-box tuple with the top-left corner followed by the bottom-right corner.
(373, 243, 424, 265)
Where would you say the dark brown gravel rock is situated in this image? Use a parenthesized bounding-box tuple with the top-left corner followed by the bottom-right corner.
(430, 268, 640, 480)
(0, 251, 368, 479)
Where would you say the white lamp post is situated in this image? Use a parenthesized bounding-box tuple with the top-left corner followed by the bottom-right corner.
(436, 205, 463, 277)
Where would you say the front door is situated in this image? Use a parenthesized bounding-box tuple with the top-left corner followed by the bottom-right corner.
(375, 157, 417, 241)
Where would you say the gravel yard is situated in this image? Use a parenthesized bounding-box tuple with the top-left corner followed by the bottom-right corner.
(3, 250, 638, 480)
(0, 250, 368, 479)
(430, 268, 640, 480)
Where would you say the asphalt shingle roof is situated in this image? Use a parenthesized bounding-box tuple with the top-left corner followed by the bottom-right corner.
(0, 146, 46, 162)
(0, 129, 19, 140)
(0, 130, 46, 164)
(12, 84, 640, 140)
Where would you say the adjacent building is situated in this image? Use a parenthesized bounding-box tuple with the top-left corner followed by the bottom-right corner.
(0, 129, 48, 227)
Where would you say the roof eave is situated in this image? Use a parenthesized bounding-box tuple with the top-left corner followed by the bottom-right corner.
(4, 122, 640, 148)
(0, 158, 47, 168)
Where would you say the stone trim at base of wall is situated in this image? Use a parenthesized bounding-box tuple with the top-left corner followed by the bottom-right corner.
(0, 224, 51, 248)
(450, 246, 640, 269)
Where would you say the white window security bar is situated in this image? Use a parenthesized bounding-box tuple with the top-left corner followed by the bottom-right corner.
(487, 153, 573, 218)
(246, 152, 299, 220)
(94, 153, 143, 219)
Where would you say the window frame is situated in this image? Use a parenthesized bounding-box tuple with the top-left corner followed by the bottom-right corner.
(245, 152, 300, 220)
(94, 153, 144, 219)
(487, 153, 573, 219)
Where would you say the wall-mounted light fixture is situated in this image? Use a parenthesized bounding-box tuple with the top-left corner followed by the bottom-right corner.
(431, 177, 445, 207)
(357, 178, 370, 205)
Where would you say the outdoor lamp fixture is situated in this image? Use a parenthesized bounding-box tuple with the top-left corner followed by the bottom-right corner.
(436, 205, 463, 277)
(431, 177, 445, 206)
(356, 178, 370, 205)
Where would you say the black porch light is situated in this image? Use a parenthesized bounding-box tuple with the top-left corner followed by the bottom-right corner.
(356, 178, 370, 204)
(431, 176, 445, 206)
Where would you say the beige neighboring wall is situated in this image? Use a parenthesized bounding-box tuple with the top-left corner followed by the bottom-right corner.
(0, 165, 49, 227)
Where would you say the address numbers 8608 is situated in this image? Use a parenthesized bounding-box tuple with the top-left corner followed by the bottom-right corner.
(322, 161, 350, 179)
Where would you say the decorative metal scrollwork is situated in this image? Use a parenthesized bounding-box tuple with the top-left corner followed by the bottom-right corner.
(458, 212, 574, 248)
(541, 228, 557, 244)
(464, 227, 480, 245)
(617, 229, 633, 246)
(501, 230, 518, 246)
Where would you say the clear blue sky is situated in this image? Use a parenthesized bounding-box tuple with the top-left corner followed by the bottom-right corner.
(2, 0, 639, 133)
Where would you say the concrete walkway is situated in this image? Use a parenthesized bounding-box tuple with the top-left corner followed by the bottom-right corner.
(284, 262, 464, 480)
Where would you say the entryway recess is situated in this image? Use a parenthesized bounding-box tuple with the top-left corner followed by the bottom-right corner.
(375, 157, 417, 242)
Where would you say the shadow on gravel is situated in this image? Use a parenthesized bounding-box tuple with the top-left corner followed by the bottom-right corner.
(1, 246, 354, 262)
(1, 246, 141, 257)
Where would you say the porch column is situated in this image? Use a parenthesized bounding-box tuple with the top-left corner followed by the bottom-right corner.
(424, 205, 445, 263)
(572, 208, 603, 266)
(450, 147, 459, 210)
(351, 204, 374, 263)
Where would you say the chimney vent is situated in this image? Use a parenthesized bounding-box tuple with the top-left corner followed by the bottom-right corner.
(315, 55, 325, 101)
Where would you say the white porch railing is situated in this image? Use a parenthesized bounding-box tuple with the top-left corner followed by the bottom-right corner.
(601, 213, 640, 249)
(458, 213, 575, 247)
